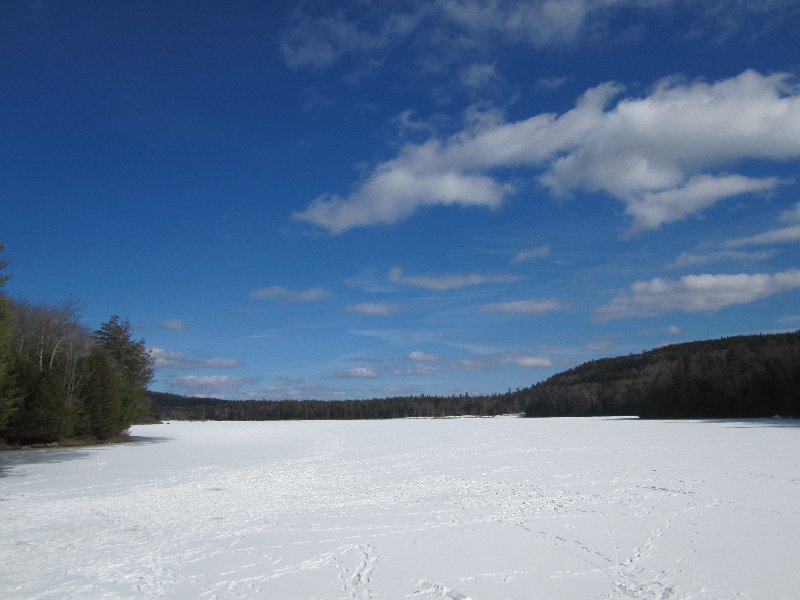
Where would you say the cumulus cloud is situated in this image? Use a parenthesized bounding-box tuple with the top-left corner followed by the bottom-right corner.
(597, 268, 800, 320)
(250, 285, 331, 303)
(296, 70, 800, 234)
(161, 319, 186, 331)
(388, 266, 521, 290)
(151, 347, 241, 370)
(480, 298, 561, 314)
(345, 302, 398, 316)
(294, 165, 510, 234)
(623, 175, 780, 234)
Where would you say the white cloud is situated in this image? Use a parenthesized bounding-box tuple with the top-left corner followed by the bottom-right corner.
(281, 2, 793, 74)
(161, 319, 186, 331)
(535, 75, 570, 91)
(513, 244, 550, 263)
(480, 298, 562, 314)
(723, 224, 800, 248)
(623, 175, 780, 233)
(597, 268, 800, 320)
(507, 355, 553, 367)
(295, 163, 510, 234)
(388, 266, 521, 290)
(280, 7, 426, 69)
(168, 375, 256, 397)
(345, 302, 398, 316)
(393, 364, 444, 376)
(671, 249, 776, 268)
(335, 367, 380, 379)
(296, 70, 800, 234)
(151, 347, 241, 370)
(460, 62, 498, 89)
(250, 285, 331, 303)
(780, 201, 800, 223)
(409, 350, 439, 361)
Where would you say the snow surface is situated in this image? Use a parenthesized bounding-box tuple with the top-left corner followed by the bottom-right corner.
(1, 417, 799, 599)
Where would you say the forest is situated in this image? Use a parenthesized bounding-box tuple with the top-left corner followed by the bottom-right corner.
(149, 390, 527, 421)
(519, 331, 800, 418)
(0, 245, 156, 445)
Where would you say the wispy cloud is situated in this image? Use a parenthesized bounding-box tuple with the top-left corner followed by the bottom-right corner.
(507, 355, 553, 368)
(167, 375, 257, 397)
(409, 350, 439, 361)
(780, 201, 800, 223)
(281, 2, 790, 74)
(335, 367, 380, 379)
(597, 268, 800, 320)
(296, 70, 800, 234)
(388, 266, 521, 291)
(345, 302, 399, 316)
(719, 201, 800, 248)
(460, 62, 499, 89)
(670, 249, 776, 268)
(512, 244, 550, 263)
(151, 347, 241, 370)
(723, 224, 800, 248)
(250, 285, 331, 303)
(480, 298, 562, 315)
(393, 350, 552, 376)
(161, 319, 186, 331)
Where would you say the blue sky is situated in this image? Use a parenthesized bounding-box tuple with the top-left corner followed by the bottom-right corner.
(2, 0, 800, 399)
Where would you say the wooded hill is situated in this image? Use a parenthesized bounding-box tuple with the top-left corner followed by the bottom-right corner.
(519, 331, 799, 418)
(150, 331, 799, 421)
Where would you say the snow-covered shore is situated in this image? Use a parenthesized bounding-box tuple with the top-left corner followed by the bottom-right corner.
(1, 417, 798, 599)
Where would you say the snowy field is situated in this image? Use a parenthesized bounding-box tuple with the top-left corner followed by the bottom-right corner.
(1, 417, 799, 599)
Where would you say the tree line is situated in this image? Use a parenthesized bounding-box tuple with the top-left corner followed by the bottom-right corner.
(518, 331, 800, 419)
(152, 331, 800, 422)
(150, 391, 527, 421)
(0, 245, 156, 444)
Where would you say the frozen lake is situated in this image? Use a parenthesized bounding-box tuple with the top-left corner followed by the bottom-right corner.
(1, 417, 798, 599)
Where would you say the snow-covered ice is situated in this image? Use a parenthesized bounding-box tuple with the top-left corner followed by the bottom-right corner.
(1, 417, 799, 599)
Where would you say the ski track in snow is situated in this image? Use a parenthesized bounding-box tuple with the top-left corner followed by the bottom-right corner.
(1, 417, 798, 599)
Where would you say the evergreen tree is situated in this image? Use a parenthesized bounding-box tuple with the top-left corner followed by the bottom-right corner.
(77, 348, 122, 439)
(0, 244, 20, 434)
(95, 316, 154, 429)
(7, 357, 73, 443)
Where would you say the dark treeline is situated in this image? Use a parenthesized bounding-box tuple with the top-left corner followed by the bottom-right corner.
(519, 331, 800, 418)
(151, 331, 799, 422)
(0, 245, 157, 444)
(150, 390, 528, 421)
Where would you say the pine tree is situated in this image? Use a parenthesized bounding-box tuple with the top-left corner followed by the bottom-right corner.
(7, 357, 73, 443)
(95, 316, 154, 430)
(0, 244, 20, 434)
(77, 348, 122, 439)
